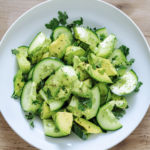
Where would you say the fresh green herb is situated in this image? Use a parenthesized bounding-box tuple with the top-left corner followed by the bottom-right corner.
(39, 79, 45, 89)
(78, 102, 86, 111)
(11, 49, 19, 55)
(47, 89, 52, 99)
(45, 18, 59, 31)
(73, 41, 79, 46)
(11, 92, 19, 99)
(32, 100, 40, 105)
(87, 26, 97, 32)
(58, 11, 68, 25)
(25, 113, 35, 120)
(99, 34, 106, 41)
(92, 64, 96, 70)
(97, 62, 101, 68)
(66, 17, 83, 30)
(134, 81, 143, 92)
(128, 59, 135, 65)
(117, 65, 127, 70)
(77, 72, 80, 80)
(30, 120, 35, 128)
(98, 69, 106, 75)
(35, 105, 43, 115)
(112, 106, 126, 120)
(119, 45, 129, 57)
(62, 85, 65, 90)
(112, 55, 118, 61)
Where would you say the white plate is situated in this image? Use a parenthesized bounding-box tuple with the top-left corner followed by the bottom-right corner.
(0, 0, 150, 149)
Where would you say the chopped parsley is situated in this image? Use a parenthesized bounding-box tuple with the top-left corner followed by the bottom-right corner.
(45, 18, 59, 31)
(112, 55, 118, 61)
(32, 100, 40, 105)
(134, 81, 143, 92)
(62, 85, 65, 90)
(47, 89, 52, 99)
(119, 45, 129, 57)
(30, 121, 35, 128)
(92, 64, 96, 70)
(112, 106, 126, 120)
(99, 34, 106, 41)
(25, 113, 35, 128)
(87, 26, 97, 32)
(77, 72, 80, 80)
(11, 49, 19, 55)
(128, 58, 135, 65)
(11, 92, 19, 99)
(39, 79, 45, 89)
(58, 11, 68, 25)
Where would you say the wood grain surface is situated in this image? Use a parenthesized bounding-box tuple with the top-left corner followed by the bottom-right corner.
(0, 0, 150, 149)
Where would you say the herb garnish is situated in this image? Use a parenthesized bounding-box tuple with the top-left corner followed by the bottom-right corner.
(134, 81, 143, 92)
(11, 49, 19, 55)
(119, 45, 129, 57)
(11, 92, 19, 99)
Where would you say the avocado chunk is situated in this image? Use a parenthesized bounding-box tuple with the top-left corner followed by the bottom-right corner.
(49, 34, 71, 59)
(90, 34, 117, 58)
(51, 109, 66, 120)
(75, 118, 102, 133)
(16, 46, 31, 74)
(28, 32, 51, 64)
(82, 63, 112, 83)
(88, 53, 117, 76)
(40, 101, 52, 119)
(13, 70, 25, 97)
(72, 80, 93, 98)
(73, 55, 82, 70)
(76, 62, 89, 81)
(64, 46, 86, 65)
(83, 78, 92, 89)
(42, 52, 50, 59)
(55, 112, 73, 135)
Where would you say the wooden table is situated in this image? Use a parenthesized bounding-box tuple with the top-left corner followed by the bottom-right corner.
(0, 0, 150, 149)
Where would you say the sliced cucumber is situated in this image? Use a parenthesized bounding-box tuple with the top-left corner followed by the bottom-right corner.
(108, 49, 129, 67)
(21, 80, 42, 113)
(43, 119, 65, 137)
(97, 101, 122, 131)
(32, 57, 64, 84)
(74, 27, 100, 46)
(95, 28, 108, 42)
(72, 122, 89, 140)
(27, 67, 34, 80)
(83, 85, 100, 120)
(52, 26, 73, 43)
(110, 70, 138, 96)
(39, 89, 65, 111)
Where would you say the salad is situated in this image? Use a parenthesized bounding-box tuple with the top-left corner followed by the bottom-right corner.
(11, 11, 142, 140)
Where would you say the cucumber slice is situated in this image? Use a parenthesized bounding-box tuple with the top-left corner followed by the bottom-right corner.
(110, 70, 138, 96)
(27, 67, 34, 80)
(96, 101, 122, 131)
(95, 28, 108, 41)
(52, 26, 73, 43)
(43, 119, 65, 137)
(72, 122, 89, 140)
(108, 49, 129, 67)
(32, 57, 64, 84)
(83, 85, 100, 120)
(74, 27, 100, 46)
(21, 80, 42, 113)
(39, 89, 65, 111)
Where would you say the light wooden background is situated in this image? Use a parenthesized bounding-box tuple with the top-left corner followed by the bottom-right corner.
(0, 0, 150, 149)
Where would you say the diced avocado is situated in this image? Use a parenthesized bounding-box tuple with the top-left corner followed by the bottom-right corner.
(88, 53, 117, 76)
(111, 93, 127, 109)
(16, 46, 31, 74)
(76, 62, 89, 81)
(74, 27, 100, 46)
(67, 96, 83, 118)
(83, 79, 92, 89)
(55, 112, 73, 135)
(40, 101, 52, 119)
(28, 32, 51, 64)
(98, 83, 108, 106)
(75, 118, 102, 133)
(51, 109, 66, 120)
(108, 49, 129, 67)
(90, 34, 117, 58)
(79, 56, 88, 62)
(43, 66, 78, 100)
(64, 46, 86, 65)
(13, 70, 25, 97)
(42, 52, 50, 59)
(72, 80, 93, 98)
(82, 63, 112, 83)
(49, 34, 71, 59)
(73, 55, 82, 70)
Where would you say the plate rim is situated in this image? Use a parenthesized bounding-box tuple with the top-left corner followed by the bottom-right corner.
(0, 0, 150, 149)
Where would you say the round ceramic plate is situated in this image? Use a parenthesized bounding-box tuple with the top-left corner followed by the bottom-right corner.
(0, 0, 150, 149)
